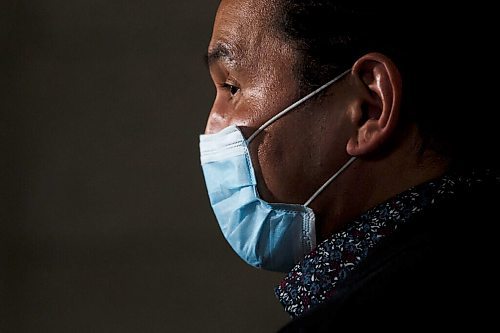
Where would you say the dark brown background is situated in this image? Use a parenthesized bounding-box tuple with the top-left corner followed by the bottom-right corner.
(1, 1, 288, 331)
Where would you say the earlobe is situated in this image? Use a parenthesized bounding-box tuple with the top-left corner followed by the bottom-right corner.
(346, 53, 402, 156)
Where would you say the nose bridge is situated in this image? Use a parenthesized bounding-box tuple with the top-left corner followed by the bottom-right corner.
(205, 98, 228, 134)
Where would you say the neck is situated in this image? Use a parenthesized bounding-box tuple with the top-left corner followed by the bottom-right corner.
(312, 125, 450, 242)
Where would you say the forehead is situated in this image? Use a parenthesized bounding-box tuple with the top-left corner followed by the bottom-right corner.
(209, 0, 280, 60)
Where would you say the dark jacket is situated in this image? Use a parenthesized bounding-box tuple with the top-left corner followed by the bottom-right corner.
(280, 173, 499, 331)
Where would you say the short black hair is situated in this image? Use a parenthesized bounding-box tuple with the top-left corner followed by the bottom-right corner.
(274, 1, 497, 169)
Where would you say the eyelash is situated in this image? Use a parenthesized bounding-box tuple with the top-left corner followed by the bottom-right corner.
(222, 83, 240, 96)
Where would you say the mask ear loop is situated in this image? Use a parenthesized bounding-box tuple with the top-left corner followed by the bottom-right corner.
(304, 156, 357, 207)
(247, 69, 352, 144)
(245, 68, 355, 207)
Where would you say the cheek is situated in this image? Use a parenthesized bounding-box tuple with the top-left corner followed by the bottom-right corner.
(251, 110, 319, 204)
(251, 103, 353, 205)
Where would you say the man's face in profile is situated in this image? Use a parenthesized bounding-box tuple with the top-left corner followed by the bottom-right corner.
(205, 0, 354, 211)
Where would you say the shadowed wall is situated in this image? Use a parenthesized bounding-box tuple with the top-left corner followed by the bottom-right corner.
(0, 1, 288, 331)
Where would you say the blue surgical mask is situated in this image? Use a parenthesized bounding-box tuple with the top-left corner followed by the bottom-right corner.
(199, 69, 355, 272)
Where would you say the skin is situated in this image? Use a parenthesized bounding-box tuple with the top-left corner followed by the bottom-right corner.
(206, 0, 450, 241)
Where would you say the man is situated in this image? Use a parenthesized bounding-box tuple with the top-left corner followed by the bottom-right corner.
(200, 1, 498, 330)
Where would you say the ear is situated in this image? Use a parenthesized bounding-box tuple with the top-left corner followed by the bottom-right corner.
(346, 53, 402, 156)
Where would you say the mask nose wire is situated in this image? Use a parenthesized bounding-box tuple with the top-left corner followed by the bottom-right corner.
(246, 69, 351, 144)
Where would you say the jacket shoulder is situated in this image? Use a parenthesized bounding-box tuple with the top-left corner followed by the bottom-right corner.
(280, 175, 499, 332)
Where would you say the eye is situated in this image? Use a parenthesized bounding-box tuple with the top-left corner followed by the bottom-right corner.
(222, 83, 241, 97)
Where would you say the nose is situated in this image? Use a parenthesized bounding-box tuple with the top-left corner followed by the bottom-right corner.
(204, 98, 230, 134)
(204, 113, 225, 134)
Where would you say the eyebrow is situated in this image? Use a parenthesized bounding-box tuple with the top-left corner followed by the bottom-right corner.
(204, 43, 236, 68)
